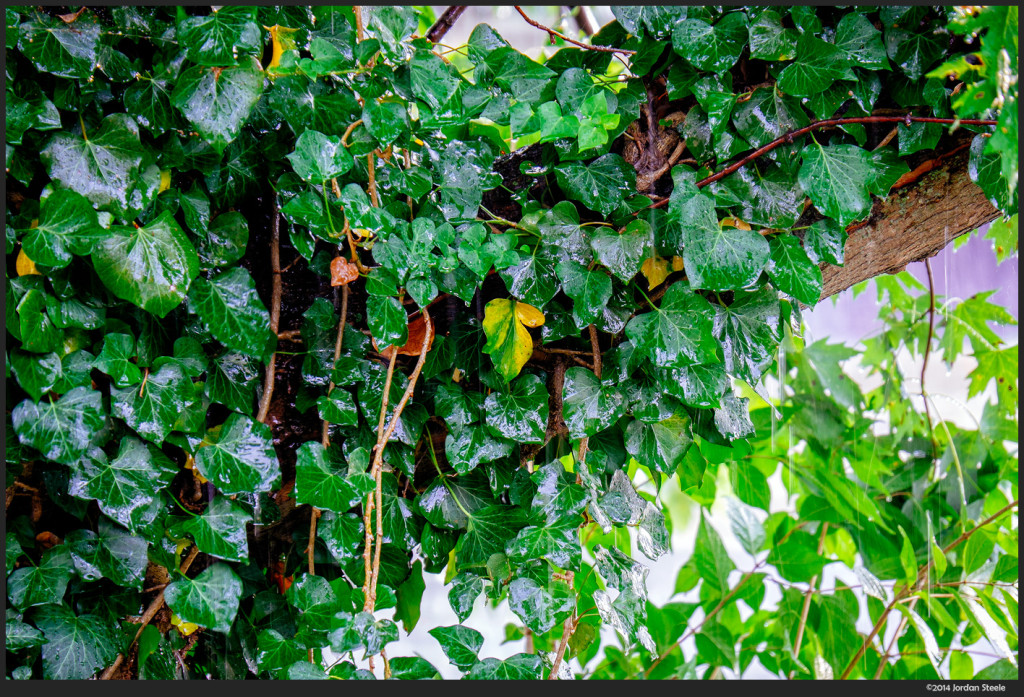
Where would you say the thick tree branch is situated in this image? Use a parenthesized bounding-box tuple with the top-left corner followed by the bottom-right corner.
(427, 6, 466, 44)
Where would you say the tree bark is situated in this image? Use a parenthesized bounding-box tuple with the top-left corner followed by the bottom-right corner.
(818, 148, 1000, 301)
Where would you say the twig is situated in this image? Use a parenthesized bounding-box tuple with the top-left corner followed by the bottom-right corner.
(306, 506, 321, 663)
(921, 258, 939, 458)
(99, 546, 200, 680)
(426, 6, 466, 43)
(341, 119, 362, 148)
(568, 5, 598, 37)
(514, 6, 635, 55)
(257, 197, 282, 424)
(789, 523, 828, 678)
(641, 114, 998, 212)
(838, 500, 1018, 679)
(362, 348, 398, 610)
(321, 284, 350, 448)
(548, 593, 576, 678)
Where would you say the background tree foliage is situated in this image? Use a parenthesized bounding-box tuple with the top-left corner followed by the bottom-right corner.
(4, 4, 1018, 681)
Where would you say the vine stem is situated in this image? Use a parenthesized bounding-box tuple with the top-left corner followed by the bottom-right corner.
(513, 5, 636, 55)
(838, 499, 1018, 679)
(306, 506, 321, 663)
(641, 114, 998, 212)
(789, 523, 828, 678)
(257, 197, 282, 424)
(362, 347, 398, 610)
(99, 546, 200, 680)
(321, 283, 350, 449)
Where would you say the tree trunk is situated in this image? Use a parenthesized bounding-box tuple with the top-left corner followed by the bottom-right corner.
(819, 147, 1000, 301)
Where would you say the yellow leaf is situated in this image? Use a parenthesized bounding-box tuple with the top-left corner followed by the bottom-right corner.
(671, 255, 686, 272)
(483, 298, 544, 382)
(158, 169, 171, 193)
(720, 216, 752, 231)
(16, 248, 39, 276)
(265, 25, 299, 71)
(641, 255, 670, 288)
(170, 612, 200, 636)
(185, 455, 208, 484)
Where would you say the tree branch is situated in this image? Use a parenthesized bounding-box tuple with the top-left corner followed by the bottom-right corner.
(514, 6, 635, 55)
(257, 197, 282, 425)
(427, 6, 466, 44)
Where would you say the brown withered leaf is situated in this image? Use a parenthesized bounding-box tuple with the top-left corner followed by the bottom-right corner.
(372, 313, 434, 359)
(330, 256, 360, 286)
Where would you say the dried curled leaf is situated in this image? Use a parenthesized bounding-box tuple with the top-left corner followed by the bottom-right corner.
(330, 256, 360, 286)
(373, 312, 434, 359)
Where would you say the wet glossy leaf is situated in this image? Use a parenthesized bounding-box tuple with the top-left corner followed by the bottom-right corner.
(177, 7, 262, 66)
(529, 461, 588, 525)
(445, 424, 512, 475)
(713, 286, 781, 383)
(366, 294, 407, 347)
(294, 441, 374, 513)
(197, 212, 249, 269)
(188, 267, 274, 358)
(19, 189, 101, 268)
(777, 33, 851, 97)
(556, 260, 612, 328)
(41, 114, 143, 215)
(32, 604, 118, 679)
(465, 653, 542, 680)
(507, 576, 575, 634)
(834, 13, 888, 70)
(65, 519, 148, 589)
(111, 361, 194, 443)
(626, 414, 693, 475)
(672, 14, 747, 73)
(625, 283, 718, 367)
(590, 220, 653, 283)
(418, 470, 493, 531)
(9, 349, 62, 400)
(748, 10, 797, 61)
(171, 56, 264, 154)
(562, 366, 626, 438)
(389, 656, 441, 680)
(18, 13, 101, 79)
(455, 504, 527, 570)
(798, 142, 876, 227)
(555, 154, 636, 217)
(768, 527, 827, 583)
(506, 515, 583, 569)
(195, 414, 279, 496)
(206, 351, 259, 414)
(164, 563, 243, 633)
(6, 614, 46, 651)
(428, 624, 483, 670)
(256, 628, 306, 674)
(8, 545, 73, 609)
(287, 129, 354, 183)
(94, 333, 141, 388)
(12, 386, 105, 465)
(484, 374, 548, 443)
(767, 234, 822, 305)
(498, 247, 559, 308)
(803, 218, 847, 266)
(482, 298, 544, 383)
(179, 496, 251, 563)
(93, 211, 200, 318)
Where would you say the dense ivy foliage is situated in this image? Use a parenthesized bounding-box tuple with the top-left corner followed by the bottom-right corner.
(4, 4, 1018, 681)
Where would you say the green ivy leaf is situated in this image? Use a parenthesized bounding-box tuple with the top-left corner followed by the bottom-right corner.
(766, 234, 823, 305)
(366, 294, 407, 347)
(626, 414, 693, 475)
(465, 653, 543, 680)
(179, 496, 251, 563)
(454, 504, 527, 569)
(206, 351, 260, 414)
(94, 333, 142, 388)
(506, 515, 583, 569)
(803, 218, 847, 266)
(18, 13, 101, 79)
(164, 563, 243, 633)
(625, 283, 718, 367)
(562, 366, 626, 438)
(445, 424, 512, 475)
(287, 129, 355, 183)
(19, 189, 101, 268)
(195, 414, 279, 496)
(197, 211, 249, 269)
(7, 545, 73, 609)
(177, 6, 262, 67)
(68, 439, 172, 532)
(499, 247, 559, 308)
(41, 113, 143, 215)
(748, 10, 798, 61)
(12, 386, 105, 465)
(9, 349, 62, 400)
(484, 374, 549, 443)
(507, 576, 575, 634)
(672, 14, 747, 73)
(418, 470, 493, 531)
(188, 267, 274, 359)
(798, 142, 875, 227)
(389, 656, 441, 680)
(65, 519, 148, 589)
(111, 361, 194, 444)
(529, 461, 589, 525)
(410, 49, 460, 110)
(590, 220, 653, 283)
(295, 441, 374, 513)
(713, 286, 781, 384)
(92, 211, 200, 318)
(256, 628, 307, 674)
(428, 624, 484, 670)
(171, 56, 265, 154)
(834, 13, 888, 70)
(32, 604, 118, 679)
(777, 33, 850, 98)
(6, 614, 46, 651)
(555, 154, 636, 217)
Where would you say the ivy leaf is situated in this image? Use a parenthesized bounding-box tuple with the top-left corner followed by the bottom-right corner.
(389, 656, 441, 680)
(465, 654, 543, 680)
(69, 437, 176, 531)
(19, 189, 101, 268)
(164, 563, 243, 633)
(625, 283, 718, 367)
(748, 10, 798, 61)
(562, 366, 626, 438)
(6, 614, 46, 651)
(798, 142, 875, 227)
(14, 289, 60, 354)
(111, 361, 194, 444)
(713, 287, 781, 384)
(287, 574, 343, 633)
(454, 504, 527, 569)
(171, 56, 265, 154)
(428, 624, 483, 670)
(438, 140, 500, 221)
(179, 496, 251, 563)
(94, 333, 142, 388)
(418, 470, 493, 531)
(92, 211, 200, 319)
(768, 527, 827, 583)
(484, 374, 549, 443)
(41, 113, 143, 215)
(498, 247, 559, 308)
(727, 498, 766, 556)
(777, 33, 850, 97)
(556, 261, 612, 328)
(595, 544, 649, 597)
(9, 349, 62, 401)
(18, 13, 101, 79)
(447, 574, 483, 623)
(834, 13, 888, 70)
(206, 351, 259, 414)
(12, 386, 105, 465)
(625, 414, 693, 475)
(766, 234, 823, 306)
(195, 414, 279, 496)
(65, 519, 148, 589)
(529, 461, 589, 525)
(32, 605, 118, 680)
(294, 441, 375, 513)
(507, 577, 575, 634)
(7, 545, 73, 609)
(366, 295, 407, 347)
(507, 515, 583, 569)
(482, 298, 545, 383)
(287, 129, 354, 183)
(177, 7, 262, 66)
(410, 49, 460, 110)
(188, 267, 274, 359)
(672, 14, 747, 73)
(803, 218, 847, 266)
(675, 185, 769, 291)
(318, 389, 359, 426)
(445, 424, 512, 475)
(555, 154, 636, 217)
(590, 220, 653, 283)
(256, 628, 307, 675)
(197, 211, 249, 269)
(731, 86, 809, 151)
